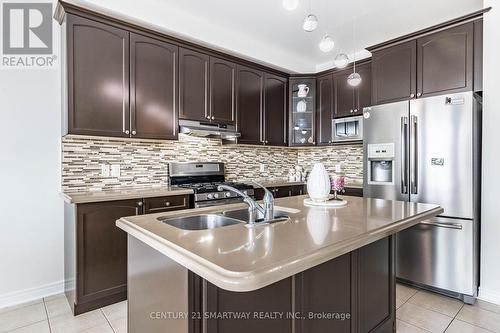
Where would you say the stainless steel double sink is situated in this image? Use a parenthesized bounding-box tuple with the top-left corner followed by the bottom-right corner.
(158, 208, 290, 230)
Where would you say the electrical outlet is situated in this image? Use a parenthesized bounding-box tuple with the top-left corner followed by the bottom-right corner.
(111, 164, 121, 177)
(259, 164, 265, 172)
(335, 164, 342, 173)
(101, 164, 110, 177)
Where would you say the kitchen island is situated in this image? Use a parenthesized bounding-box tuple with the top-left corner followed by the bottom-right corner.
(116, 195, 442, 333)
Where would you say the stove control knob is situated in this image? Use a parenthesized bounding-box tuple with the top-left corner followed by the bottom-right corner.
(213, 193, 219, 199)
(207, 193, 214, 199)
(225, 192, 231, 198)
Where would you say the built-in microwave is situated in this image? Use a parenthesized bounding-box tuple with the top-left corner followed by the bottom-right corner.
(332, 115, 363, 142)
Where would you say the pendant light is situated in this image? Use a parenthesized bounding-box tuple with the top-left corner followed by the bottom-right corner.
(303, 0, 318, 32)
(282, 0, 299, 11)
(319, 34, 335, 52)
(347, 19, 362, 87)
(334, 53, 349, 68)
(318, 0, 334, 52)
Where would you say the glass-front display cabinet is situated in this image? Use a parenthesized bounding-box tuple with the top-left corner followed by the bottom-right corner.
(289, 77, 316, 146)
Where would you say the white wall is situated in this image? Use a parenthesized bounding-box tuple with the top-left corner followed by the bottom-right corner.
(479, 1, 500, 304)
(0, 0, 64, 307)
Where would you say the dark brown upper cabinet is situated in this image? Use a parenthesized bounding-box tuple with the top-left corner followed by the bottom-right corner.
(289, 78, 316, 147)
(356, 62, 372, 111)
(316, 74, 334, 145)
(236, 65, 264, 145)
(210, 57, 236, 124)
(371, 40, 417, 105)
(334, 69, 355, 118)
(179, 48, 210, 122)
(473, 19, 483, 92)
(372, 22, 475, 105)
(130, 33, 178, 140)
(417, 22, 474, 98)
(264, 73, 288, 146)
(67, 15, 130, 137)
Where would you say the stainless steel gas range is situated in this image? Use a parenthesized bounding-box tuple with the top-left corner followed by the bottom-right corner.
(169, 162, 254, 208)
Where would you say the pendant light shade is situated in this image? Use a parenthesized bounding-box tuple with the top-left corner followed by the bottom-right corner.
(282, 0, 299, 11)
(303, 14, 318, 32)
(347, 72, 362, 87)
(319, 34, 335, 52)
(334, 53, 349, 68)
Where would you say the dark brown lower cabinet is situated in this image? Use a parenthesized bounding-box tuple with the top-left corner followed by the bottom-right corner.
(64, 195, 190, 315)
(192, 236, 395, 333)
(254, 185, 362, 200)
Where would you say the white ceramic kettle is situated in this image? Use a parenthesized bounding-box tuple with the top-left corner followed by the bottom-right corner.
(297, 84, 310, 97)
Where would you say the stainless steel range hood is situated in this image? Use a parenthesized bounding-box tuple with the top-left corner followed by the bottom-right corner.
(179, 119, 240, 140)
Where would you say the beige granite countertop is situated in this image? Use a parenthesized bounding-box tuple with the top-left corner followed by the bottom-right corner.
(116, 195, 442, 292)
(244, 179, 363, 189)
(62, 181, 363, 204)
(62, 187, 194, 204)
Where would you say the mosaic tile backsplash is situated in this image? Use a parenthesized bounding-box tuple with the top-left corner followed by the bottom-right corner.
(62, 135, 363, 192)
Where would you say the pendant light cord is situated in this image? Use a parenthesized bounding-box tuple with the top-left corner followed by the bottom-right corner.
(353, 16, 356, 73)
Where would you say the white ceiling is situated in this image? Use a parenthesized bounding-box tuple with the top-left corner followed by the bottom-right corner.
(70, 0, 485, 73)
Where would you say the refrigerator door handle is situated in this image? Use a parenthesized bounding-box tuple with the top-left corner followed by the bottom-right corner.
(410, 115, 418, 194)
(401, 116, 409, 194)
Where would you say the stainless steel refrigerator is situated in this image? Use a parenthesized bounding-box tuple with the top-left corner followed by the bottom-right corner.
(363, 91, 481, 304)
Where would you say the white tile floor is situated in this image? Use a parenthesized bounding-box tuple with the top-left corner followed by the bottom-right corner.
(1, 284, 500, 332)
(0, 294, 126, 333)
(396, 284, 500, 333)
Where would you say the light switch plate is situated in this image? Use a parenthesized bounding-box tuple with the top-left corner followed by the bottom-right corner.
(111, 164, 121, 177)
(101, 164, 110, 177)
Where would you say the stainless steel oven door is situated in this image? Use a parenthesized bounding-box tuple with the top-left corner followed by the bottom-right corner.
(332, 115, 363, 142)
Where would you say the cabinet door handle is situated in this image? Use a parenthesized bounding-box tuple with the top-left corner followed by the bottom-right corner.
(265, 140, 268, 144)
(131, 130, 137, 135)
(124, 130, 130, 135)
(416, 92, 422, 97)
(350, 109, 353, 113)
(211, 116, 215, 120)
(410, 93, 415, 98)
(206, 115, 210, 120)
(137, 201, 143, 207)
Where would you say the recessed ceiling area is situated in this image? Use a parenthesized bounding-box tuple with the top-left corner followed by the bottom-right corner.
(69, 0, 484, 73)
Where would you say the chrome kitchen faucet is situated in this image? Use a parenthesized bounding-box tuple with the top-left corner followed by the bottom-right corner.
(217, 182, 274, 225)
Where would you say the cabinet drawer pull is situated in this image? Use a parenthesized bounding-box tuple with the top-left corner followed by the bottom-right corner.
(165, 201, 171, 207)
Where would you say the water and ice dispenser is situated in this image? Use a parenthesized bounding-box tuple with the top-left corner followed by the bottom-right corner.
(367, 143, 395, 184)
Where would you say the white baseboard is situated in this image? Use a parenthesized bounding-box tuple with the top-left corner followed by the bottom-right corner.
(479, 287, 500, 305)
(0, 280, 64, 309)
